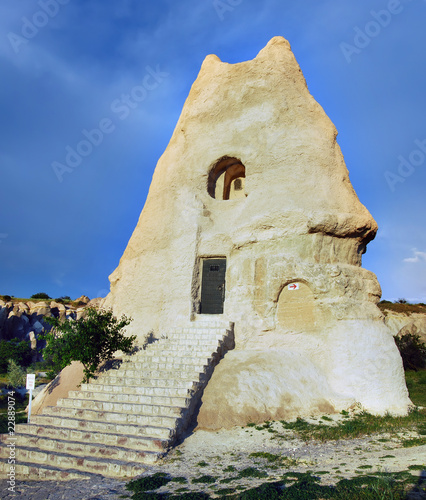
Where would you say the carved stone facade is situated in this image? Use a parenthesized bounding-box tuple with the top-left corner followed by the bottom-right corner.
(104, 37, 411, 424)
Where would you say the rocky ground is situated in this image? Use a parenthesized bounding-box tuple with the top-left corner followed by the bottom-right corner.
(1, 418, 425, 499)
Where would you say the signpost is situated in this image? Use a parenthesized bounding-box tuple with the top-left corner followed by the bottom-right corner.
(26, 374, 35, 424)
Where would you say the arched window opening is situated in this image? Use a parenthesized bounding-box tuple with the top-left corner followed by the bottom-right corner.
(208, 156, 246, 200)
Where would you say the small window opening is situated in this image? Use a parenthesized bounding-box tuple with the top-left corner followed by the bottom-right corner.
(233, 178, 242, 191)
(208, 156, 246, 200)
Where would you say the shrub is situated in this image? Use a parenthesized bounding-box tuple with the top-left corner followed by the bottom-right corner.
(30, 292, 51, 300)
(41, 308, 136, 382)
(7, 359, 26, 388)
(0, 295, 11, 302)
(0, 338, 32, 373)
(55, 296, 71, 302)
(394, 333, 426, 370)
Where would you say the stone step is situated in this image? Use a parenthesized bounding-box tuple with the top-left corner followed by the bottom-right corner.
(30, 415, 174, 439)
(117, 360, 209, 372)
(114, 364, 209, 378)
(80, 382, 196, 397)
(124, 340, 220, 352)
(95, 373, 206, 386)
(123, 354, 215, 365)
(157, 333, 224, 340)
(8, 423, 169, 451)
(55, 399, 186, 418)
(142, 347, 216, 357)
(0, 460, 97, 481)
(0, 446, 147, 478)
(68, 390, 191, 407)
(161, 334, 224, 343)
(0, 321, 234, 482)
(0, 434, 161, 464)
(87, 376, 201, 389)
(41, 405, 181, 428)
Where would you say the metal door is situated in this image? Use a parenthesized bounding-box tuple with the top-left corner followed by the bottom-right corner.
(200, 258, 226, 314)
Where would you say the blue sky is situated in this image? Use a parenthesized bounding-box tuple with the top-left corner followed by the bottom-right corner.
(0, 0, 425, 302)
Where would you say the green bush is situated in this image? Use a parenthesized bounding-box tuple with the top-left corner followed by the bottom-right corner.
(0, 338, 32, 373)
(41, 308, 136, 382)
(30, 292, 51, 300)
(7, 359, 26, 388)
(55, 296, 71, 302)
(394, 333, 426, 370)
(0, 295, 11, 302)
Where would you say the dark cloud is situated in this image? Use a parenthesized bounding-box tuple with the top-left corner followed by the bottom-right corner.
(0, 0, 425, 301)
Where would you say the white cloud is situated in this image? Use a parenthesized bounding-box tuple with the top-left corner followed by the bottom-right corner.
(403, 248, 426, 263)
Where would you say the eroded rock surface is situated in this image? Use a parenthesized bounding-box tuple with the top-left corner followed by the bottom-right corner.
(104, 37, 411, 425)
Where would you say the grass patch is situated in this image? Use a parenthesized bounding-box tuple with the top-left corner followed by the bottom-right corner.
(402, 436, 426, 447)
(249, 452, 281, 463)
(171, 493, 209, 499)
(196, 460, 209, 467)
(279, 407, 426, 442)
(170, 477, 187, 484)
(408, 464, 425, 470)
(191, 475, 217, 484)
(378, 301, 426, 315)
(237, 467, 268, 479)
(216, 488, 235, 496)
(0, 392, 29, 433)
(406, 369, 426, 406)
(126, 473, 171, 494)
(220, 477, 238, 484)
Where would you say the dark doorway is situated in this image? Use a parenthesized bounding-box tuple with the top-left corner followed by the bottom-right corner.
(200, 258, 226, 314)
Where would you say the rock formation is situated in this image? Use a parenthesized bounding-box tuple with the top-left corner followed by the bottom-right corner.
(103, 36, 412, 425)
(0, 298, 101, 360)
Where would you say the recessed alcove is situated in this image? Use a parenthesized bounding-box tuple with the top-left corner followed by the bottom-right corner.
(208, 156, 246, 200)
(276, 281, 317, 332)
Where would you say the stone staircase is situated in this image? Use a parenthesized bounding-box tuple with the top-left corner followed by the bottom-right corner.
(0, 321, 234, 480)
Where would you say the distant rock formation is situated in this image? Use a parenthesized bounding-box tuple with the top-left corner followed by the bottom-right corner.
(384, 310, 426, 344)
(0, 297, 102, 361)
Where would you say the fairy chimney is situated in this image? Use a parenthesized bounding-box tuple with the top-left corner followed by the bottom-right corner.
(104, 37, 411, 422)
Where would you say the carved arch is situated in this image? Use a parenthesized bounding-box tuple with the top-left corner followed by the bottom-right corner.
(208, 156, 246, 200)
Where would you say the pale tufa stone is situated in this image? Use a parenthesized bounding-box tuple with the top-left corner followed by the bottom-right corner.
(104, 37, 411, 424)
(75, 295, 90, 304)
